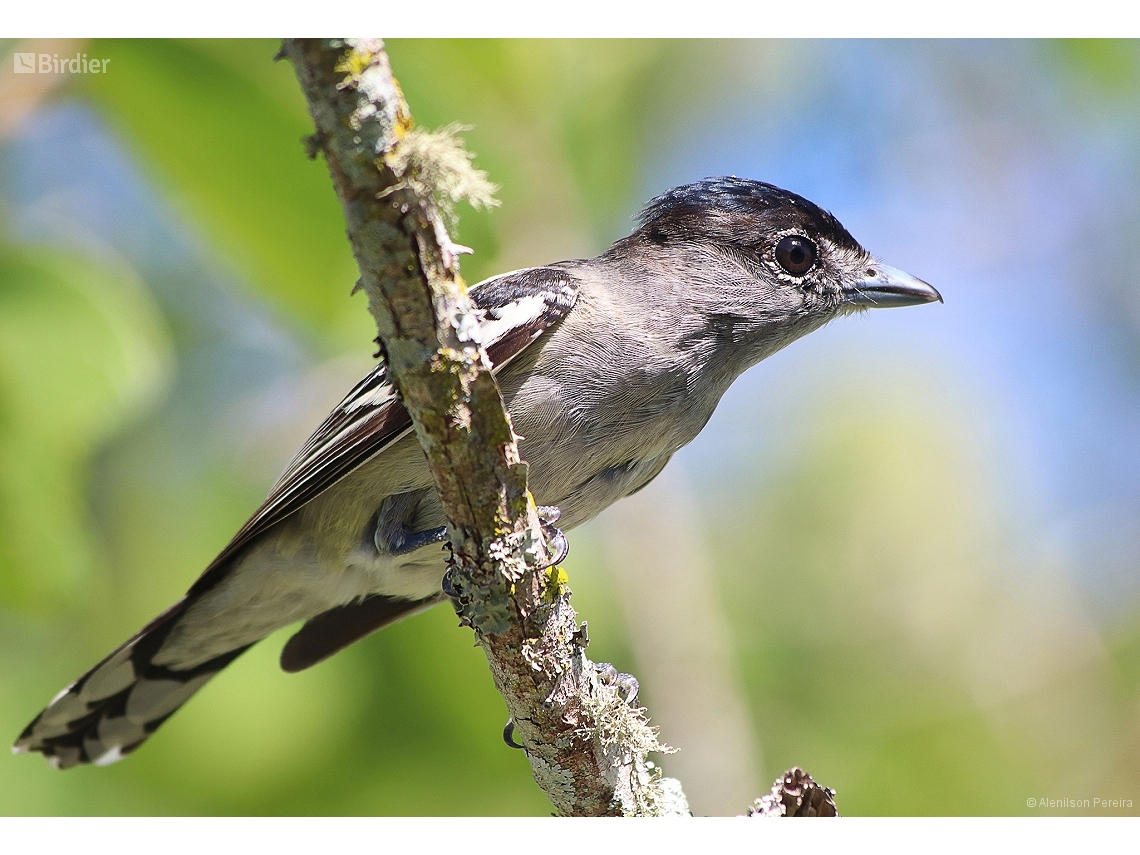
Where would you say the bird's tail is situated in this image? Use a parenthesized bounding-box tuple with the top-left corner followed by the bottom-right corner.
(12, 599, 253, 769)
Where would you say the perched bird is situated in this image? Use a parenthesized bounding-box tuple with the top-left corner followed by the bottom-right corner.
(14, 177, 940, 769)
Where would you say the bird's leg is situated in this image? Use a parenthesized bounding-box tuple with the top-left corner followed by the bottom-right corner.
(535, 505, 569, 568)
(391, 526, 447, 555)
(596, 662, 640, 706)
(373, 492, 450, 557)
(377, 522, 448, 557)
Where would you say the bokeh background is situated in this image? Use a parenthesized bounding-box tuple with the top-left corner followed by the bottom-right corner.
(1, 38, 1139, 816)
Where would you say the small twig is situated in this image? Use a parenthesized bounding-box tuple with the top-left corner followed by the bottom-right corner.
(748, 768, 840, 817)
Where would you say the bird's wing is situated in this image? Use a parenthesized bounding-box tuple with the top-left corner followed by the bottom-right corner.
(188, 266, 580, 598)
(11, 267, 580, 769)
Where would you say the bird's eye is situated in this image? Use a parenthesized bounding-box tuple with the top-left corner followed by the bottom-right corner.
(774, 235, 816, 276)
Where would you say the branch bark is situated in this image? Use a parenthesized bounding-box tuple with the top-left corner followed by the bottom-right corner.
(282, 38, 688, 817)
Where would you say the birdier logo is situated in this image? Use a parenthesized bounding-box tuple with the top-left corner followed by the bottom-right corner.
(13, 52, 110, 74)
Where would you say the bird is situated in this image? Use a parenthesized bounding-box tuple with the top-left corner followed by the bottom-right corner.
(14, 176, 941, 769)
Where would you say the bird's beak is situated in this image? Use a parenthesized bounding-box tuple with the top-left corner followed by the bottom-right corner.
(845, 264, 942, 308)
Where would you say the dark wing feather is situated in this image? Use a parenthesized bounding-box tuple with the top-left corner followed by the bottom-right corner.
(188, 267, 580, 597)
(279, 593, 444, 673)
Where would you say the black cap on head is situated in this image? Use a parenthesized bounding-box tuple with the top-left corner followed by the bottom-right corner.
(633, 176, 864, 256)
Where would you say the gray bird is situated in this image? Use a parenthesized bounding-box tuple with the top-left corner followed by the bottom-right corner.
(14, 177, 940, 769)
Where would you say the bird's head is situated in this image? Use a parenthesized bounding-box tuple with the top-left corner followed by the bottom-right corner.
(614, 177, 940, 358)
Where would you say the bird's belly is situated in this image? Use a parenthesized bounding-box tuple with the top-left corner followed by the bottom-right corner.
(155, 526, 441, 670)
(345, 542, 445, 601)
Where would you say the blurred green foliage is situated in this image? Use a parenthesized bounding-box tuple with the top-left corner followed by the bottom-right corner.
(0, 245, 170, 611)
(1, 38, 1139, 816)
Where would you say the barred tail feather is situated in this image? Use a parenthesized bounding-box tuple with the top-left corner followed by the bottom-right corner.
(13, 599, 252, 769)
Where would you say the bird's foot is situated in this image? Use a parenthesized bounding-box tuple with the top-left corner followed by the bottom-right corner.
(596, 662, 640, 706)
(535, 505, 569, 568)
(386, 524, 447, 557)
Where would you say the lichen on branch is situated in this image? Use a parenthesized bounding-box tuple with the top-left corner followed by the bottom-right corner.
(388, 122, 499, 229)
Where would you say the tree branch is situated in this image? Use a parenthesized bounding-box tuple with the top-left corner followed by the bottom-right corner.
(282, 37, 688, 817)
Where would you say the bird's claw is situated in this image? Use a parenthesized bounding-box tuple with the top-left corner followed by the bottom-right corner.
(536, 505, 569, 568)
(596, 662, 640, 706)
(441, 566, 459, 599)
(503, 717, 525, 750)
